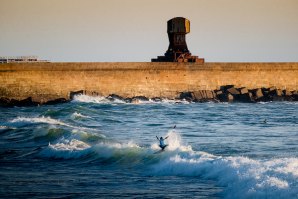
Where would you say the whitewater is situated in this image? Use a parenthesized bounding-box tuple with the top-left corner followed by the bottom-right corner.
(0, 95, 297, 198)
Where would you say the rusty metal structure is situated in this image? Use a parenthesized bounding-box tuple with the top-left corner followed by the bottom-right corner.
(152, 17, 204, 63)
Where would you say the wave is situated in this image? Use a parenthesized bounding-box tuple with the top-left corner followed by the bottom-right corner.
(40, 138, 92, 159)
(0, 125, 16, 130)
(150, 132, 298, 198)
(72, 95, 121, 104)
(72, 94, 191, 105)
(38, 130, 298, 198)
(71, 112, 91, 119)
(152, 153, 298, 198)
(39, 138, 140, 160)
(11, 116, 67, 126)
(9, 116, 95, 131)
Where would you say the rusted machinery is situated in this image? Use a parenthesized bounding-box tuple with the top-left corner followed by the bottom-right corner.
(152, 17, 204, 63)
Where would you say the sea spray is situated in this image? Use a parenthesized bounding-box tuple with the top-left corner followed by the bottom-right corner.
(151, 150, 298, 198)
(72, 94, 192, 105)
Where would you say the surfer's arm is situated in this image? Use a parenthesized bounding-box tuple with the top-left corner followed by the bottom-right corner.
(165, 136, 169, 139)
(156, 136, 159, 140)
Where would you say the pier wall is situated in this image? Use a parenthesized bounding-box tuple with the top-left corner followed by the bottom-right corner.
(0, 62, 297, 102)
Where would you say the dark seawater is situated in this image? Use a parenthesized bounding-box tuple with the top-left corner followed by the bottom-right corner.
(0, 95, 297, 198)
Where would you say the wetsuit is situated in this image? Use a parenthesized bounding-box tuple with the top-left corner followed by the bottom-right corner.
(159, 137, 167, 150)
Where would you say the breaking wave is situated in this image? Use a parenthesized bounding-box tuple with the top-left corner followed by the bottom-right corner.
(151, 151, 298, 198)
(9, 116, 95, 131)
(72, 95, 114, 104)
(71, 112, 91, 119)
(11, 116, 67, 126)
(37, 130, 298, 198)
(72, 94, 191, 105)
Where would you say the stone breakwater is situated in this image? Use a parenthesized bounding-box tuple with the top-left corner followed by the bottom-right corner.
(0, 62, 297, 107)
(73, 85, 298, 104)
(1, 85, 297, 107)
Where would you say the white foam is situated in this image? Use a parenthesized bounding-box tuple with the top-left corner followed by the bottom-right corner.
(9, 116, 95, 131)
(49, 138, 90, 151)
(73, 94, 119, 104)
(11, 116, 67, 126)
(40, 138, 91, 159)
(161, 99, 191, 104)
(152, 130, 192, 152)
(40, 138, 140, 160)
(152, 151, 298, 198)
(91, 141, 141, 159)
(71, 112, 91, 119)
(0, 125, 14, 129)
(71, 129, 106, 140)
(72, 94, 193, 105)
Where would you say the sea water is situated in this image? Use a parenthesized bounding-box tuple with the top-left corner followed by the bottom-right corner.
(0, 95, 297, 198)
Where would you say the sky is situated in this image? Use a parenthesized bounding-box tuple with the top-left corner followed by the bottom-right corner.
(0, 0, 298, 62)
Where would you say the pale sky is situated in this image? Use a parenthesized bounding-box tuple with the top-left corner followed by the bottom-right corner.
(0, 0, 297, 62)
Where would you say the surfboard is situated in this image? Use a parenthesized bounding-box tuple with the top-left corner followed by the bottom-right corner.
(154, 150, 164, 154)
(154, 145, 168, 154)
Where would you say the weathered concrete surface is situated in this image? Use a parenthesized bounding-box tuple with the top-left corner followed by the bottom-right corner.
(0, 62, 297, 102)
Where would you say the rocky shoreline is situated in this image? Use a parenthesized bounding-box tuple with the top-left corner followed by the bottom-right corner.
(179, 85, 298, 103)
(0, 85, 297, 107)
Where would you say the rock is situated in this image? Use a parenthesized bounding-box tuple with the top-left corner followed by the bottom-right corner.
(131, 96, 149, 103)
(85, 91, 100, 97)
(70, 90, 85, 100)
(255, 88, 264, 98)
(0, 97, 39, 107)
(193, 91, 203, 101)
(239, 87, 249, 94)
(179, 92, 195, 102)
(283, 90, 292, 96)
(0, 97, 11, 107)
(9, 99, 20, 107)
(19, 97, 38, 106)
(215, 90, 223, 95)
(124, 98, 132, 103)
(291, 91, 298, 101)
(252, 88, 264, 101)
(192, 90, 216, 102)
(44, 98, 69, 105)
(259, 88, 272, 101)
(272, 96, 285, 101)
(193, 91, 204, 101)
(227, 87, 240, 95)
(206, 90, 216, 99)
(269, 89, 283, 97)
(227, 94, 234, 102)
(268, 87, 276, 92)
(269, 89, 284, 101)
(107, 94, 124, 102)
(133, 96, 149, 101)
(238, 92, 255, 103)
(283, 90, 294, 101)
(151, 97, 162, 102)
(220, 85, 235, 92)
(217, 93, 234, 102)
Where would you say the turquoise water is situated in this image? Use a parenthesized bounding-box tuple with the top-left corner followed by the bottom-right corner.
(0, 95, 297, 198)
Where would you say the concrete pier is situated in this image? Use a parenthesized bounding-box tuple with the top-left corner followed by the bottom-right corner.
(0, 62, 297, 103)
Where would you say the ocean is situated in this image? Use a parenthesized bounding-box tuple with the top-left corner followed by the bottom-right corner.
(0, 95, 297, 198)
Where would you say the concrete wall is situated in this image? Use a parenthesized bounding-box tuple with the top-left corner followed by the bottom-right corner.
(0, 62, 297, 102)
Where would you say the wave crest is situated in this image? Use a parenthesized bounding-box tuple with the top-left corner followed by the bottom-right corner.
(151, 152, 298, 198)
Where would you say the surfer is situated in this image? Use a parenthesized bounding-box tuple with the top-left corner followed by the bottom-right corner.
(156, 136, 169, 150)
